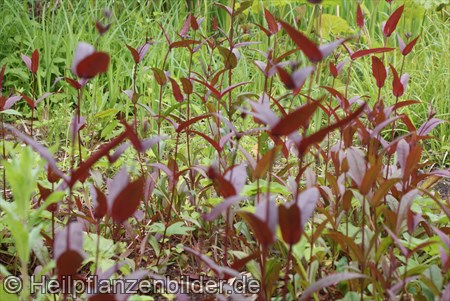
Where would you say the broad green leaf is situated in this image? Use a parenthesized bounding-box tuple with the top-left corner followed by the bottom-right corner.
(321, 14, 354, 39)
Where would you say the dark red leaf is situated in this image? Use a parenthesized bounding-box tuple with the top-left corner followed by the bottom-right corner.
(279, 203, 301, 245)
(20, 92, 35, 108)
(402, 36, 419, 56)
(37, 183, 52, 202)
(92, 185, 108, 219)
(95, 22, 111, 35)
(31, 49, 39, 74)
(371, 56, 386, 88)
(389, 64, 404, 97)
(254, 23, 272, 37)
(271, 101, 319, 136)
(277, 66, 295, 89)
(351, 47, 394, 60)
(360, 158, 382, 195)
(76, 52, 110, 79)
(238, 201, 278, 246)
(321, 86, 350, 110)
(264, 8, 279, 34)
(151, 68, 167, 85)
(297, 104, 365, 155)
(279, 20, 322, 62)
(220, 81, 250, 98)
(356, 4, 364, 28)
(64, 77, 82, 89)
(190, 77, 221, 98)
(390, 100, 420, 112)
(0, 65, 6, 92)
(383, 5, 404, 37)
(126, 44, 140, 63)
(111, 177, 144, 224)
(170, 40, 200, 49)
(180, 77, 193, 94)
(329, 62, 338, 77)
(176, 114, 210, 133)
(191, 14, 200, 30)
(169, 77, 184, 102)
(207, 166, 236, 198)
(370, 178, 399, 207)
(188, 130, 221, 152)
(218, 46, 238, 69)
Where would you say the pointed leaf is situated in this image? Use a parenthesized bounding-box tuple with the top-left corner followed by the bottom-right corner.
(389, 64, 404, 97)
(4, 124, 66, 181)
(279, 20, 322, 62)
(170, 40, 200, 49)
(91, 185, 107, 219)
(31, 49, 39, 74)
(383, 5, 404, 37)
(356, 4, 364, 28)
(297, 104, 365, 155)
(271, 101, 319, 136)
(180, 77, 193, 94)
(264, 8, 279, 34)
(169, 77, 184, 102)
(279, 203, 301, 245)
(126, 44, 140, 63)
(372, 56, 386, 88)
(151, 67, 167, 85)
(351, 47, 394, 60)
(402, 35, 419, 56)
(111, 177, 144, 224)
